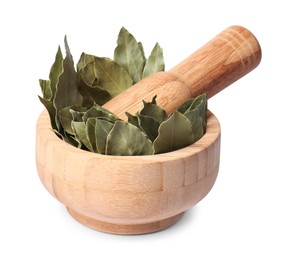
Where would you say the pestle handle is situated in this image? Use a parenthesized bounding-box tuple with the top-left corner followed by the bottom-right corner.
(103, 25, 261, 120)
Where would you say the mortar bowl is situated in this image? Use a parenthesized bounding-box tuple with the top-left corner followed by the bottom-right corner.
(36, 110, 221, 234)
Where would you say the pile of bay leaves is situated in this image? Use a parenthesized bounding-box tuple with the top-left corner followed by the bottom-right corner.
(38, 28, 207, 155)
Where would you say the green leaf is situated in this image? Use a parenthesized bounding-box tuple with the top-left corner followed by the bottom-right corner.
(78, 76, 112, 107)
(38, 96, 59, 131)
(63, 131, 80, 147)
(85, 118, 97, 152)
(77, 53, 115, 106)
(142, 43, 164, 79)
(49, 46, 63, 99)
(184, 95, 207, 142)
(82, 104, 120, 123)
(58, 106, 75, 135)
(137, 114, 159, 142)
(92, 57, 133, 98)
(95, 121, 114, 154)
(70, 109, 85, 122)
(106, 121, 153, 155)
(186, 93, 207, 112)
(139, 99, 168, 124)
(76, 52, 95, 73)
(77, 54, 100, 86)
(84, 117, 115, 153)
(125, 112, 140, 128)
(58, 106, 87, 135)
(184, 111, 205, 142)
(54, 36, 83, 113)
(177, 98, 195, 114)
(114, 27, 145, 83)
(153, 111, 194, 154)
(138, 42, 146, 63)
(71, 121, 92, 151)
(39, 79, 52, 100)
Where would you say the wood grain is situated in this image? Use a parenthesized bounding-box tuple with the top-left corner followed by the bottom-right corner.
(36, 110, 221, 234)
(103, 25, 261, 120)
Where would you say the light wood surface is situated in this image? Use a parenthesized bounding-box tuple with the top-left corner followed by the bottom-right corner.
(103, 25, 261, 120)
(36, 110, 221, 234)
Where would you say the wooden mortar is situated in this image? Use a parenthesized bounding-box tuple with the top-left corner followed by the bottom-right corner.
(36, 26, 261, 234)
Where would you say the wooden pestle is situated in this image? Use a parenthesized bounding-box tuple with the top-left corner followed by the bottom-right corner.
(103, 25, 262, 120)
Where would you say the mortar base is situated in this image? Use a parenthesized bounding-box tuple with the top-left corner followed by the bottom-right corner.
(67, 207, 184, 235)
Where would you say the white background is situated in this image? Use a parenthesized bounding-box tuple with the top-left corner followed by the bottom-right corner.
(1, 0, 294, 259)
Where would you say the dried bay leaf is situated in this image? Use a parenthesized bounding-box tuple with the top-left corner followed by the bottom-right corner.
(177, 94, 207, 141)
(177, 98, 196, 114)
(106, 121, 153, 156)
(76, 52, 95, 73)
(58, 106, 75, 135)
(54, 37, 83, 113)
(187, 94, 207, 112)
(92, 57, 133, 98)
(58, 106, 87, 135)
(63, 131, 80, 147)
(184, 94, 207, 130)
(39, 46, 63, 132)
(137, 114, 160, 142)
(39, 79, 52, 100)
(153, 111, 194, 154)
(38, 96, 59, 131)
(49, 46, 63, 99)
(70, 109, 85, 122)
(78, 55, 100, 86)
(138, 42, 146, 63)
(84, 117, 115, 153)
(142, 43, 164, 79)
(139, 99, 168, 124)
(71, 121, 92, 151)
(184, 111, 205, 142)
(78, 76, 111, 107)
(114, 27, 145, 83)
(125, 112, 140, 128)
(85, 118, 97, 152)
(82, 104, 120, 123)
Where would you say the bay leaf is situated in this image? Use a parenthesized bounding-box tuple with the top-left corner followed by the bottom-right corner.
(49, 46, 63, 99)
(138, 42, 146, 63)
(71, 121, 92, 151)
(186, 93, 207, 112)
(63, 131, 80, 147)
(137, 114, 159, 142)
(58, 106, 75, 135)
(85, 118, 97, 152)
(84, 117, 115, 153)
(185, 93, 207, 130)
(125, 112, 140, 128)
(139, 99, 168, 124)
(177, 98, 195, 114)
(92, 57, 133, 98)
(106, 121, 153, 156)
(38, 96, 59, 131)
(78, 57, 100, 87)
(78, 76, 111, 107)
(82, 104, 120, 123)
(58, 106, 87, 135)
(54, 36, 83, 113)
(153, 111, 194, 154)
(76, 52, 95, 73)
(184, 111, 205, 142)
(114, 27, 145, 83)
(70, 109, 85, 122)
(142, 43, 164, 79)
(39, 79, 52, 100)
